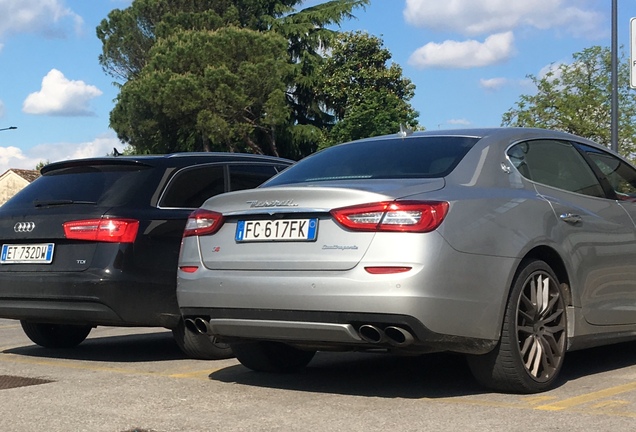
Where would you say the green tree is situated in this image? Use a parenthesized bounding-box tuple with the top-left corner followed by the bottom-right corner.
(110, 27, 292, 155)
(98, 0, 369, 158)
(96, 0, 286, 82)
(502, 46, 636, 156)
(320, 31, 419, 146)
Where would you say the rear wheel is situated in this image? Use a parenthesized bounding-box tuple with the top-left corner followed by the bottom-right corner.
(172, 319, 234, 360)
(467, 260, 567, 393)
(230, 341, 316, 372)
(20, 321, 92, 348)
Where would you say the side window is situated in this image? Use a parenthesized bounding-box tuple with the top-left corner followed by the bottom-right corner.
(507, 140, 605, 198)
(160, 166, 225, 208)
(229, 164, 286, 191)
(578, 144, 636, 201)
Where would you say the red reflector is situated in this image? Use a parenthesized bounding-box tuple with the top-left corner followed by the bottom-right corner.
(63, 218, 139, 243)
(183, 209, 225, 237)
(179, 266, 199, 273)
(365, 266, 412, 274)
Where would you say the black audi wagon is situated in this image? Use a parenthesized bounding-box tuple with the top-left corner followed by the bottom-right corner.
(0, 152, 292, 359)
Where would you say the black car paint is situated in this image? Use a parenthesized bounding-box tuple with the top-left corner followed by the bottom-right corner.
(0, 153, 293, 329)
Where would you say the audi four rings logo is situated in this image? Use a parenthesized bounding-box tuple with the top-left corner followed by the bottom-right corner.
(14, 222, 35, 233)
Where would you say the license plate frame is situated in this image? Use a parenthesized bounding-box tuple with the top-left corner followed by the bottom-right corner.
(235, 219, 318, 242)
(1, 243, 55, 264)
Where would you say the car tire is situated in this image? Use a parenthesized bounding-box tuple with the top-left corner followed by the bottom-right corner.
(467, 259, 567, 393)
(20, 321, 92, 349)
(230, 341, 316, 372)
(172, 319, 234, 360)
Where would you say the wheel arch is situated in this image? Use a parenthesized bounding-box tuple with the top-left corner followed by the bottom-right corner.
(518, 245, 572, 307)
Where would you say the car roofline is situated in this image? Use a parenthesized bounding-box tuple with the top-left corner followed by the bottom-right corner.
(40, 152, 294, 175)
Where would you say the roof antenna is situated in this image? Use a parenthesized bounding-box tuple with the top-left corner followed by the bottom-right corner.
(113, 148, 122, 157)
(398, 124, 413, 138)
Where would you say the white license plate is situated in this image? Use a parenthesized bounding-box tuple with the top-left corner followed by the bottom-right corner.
(1, 243, 55, 264)
(235, 219, 318, 242)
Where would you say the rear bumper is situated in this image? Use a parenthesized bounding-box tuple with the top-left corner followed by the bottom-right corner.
(0, 269, 180, 328)
(177, 245, 518, 354)
(180, 308, 498, 354)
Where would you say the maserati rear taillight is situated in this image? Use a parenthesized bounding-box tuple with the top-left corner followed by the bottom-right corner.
(183, 208, 225, 237)
(63, 218, 139, 243)
(331, 201, 449, 233)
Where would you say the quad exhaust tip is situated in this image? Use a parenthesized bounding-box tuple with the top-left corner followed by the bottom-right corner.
(185, 317, 415, 347)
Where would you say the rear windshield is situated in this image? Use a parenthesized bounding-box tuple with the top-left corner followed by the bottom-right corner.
(264, 135, 479, 186)
(2, 164, 154, 209)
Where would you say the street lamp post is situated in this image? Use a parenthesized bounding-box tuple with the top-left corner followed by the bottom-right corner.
(611, 0, 618, 153)
(0, 126, 17, 132)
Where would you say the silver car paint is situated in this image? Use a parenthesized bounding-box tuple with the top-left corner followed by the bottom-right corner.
(177, 128, 636, 354)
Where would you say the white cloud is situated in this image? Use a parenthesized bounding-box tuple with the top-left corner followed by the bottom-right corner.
(538, 61, 566, 80)
(408, 32, 514, 69)
(403, 0, 603, 38)
(0, 0, 83, 39)
(0, 146, 29, 174)
(0, 133, 123, 174)
(447, 118, 471, 126)
(0, 100, 5, 118)
(23, 69, 103, 116)
(480, 77, 510, 91)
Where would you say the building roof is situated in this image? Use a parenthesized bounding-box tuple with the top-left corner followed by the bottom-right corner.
(0, 168, 40, 183)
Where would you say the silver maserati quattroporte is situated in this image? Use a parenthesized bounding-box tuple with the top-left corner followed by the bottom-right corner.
(177, 127, 636, 392)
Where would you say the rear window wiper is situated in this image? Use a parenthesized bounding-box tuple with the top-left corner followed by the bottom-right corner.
(33, 199, 97, 207)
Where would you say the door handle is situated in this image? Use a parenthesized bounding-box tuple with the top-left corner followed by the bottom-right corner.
(559, 213, 582, 224)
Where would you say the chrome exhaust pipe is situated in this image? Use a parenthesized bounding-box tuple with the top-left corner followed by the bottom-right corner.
(194, 317, 212, 335)
(184, 318, 200, 334)
(384, 326, 415, 347)
(358, 324, 386, 344)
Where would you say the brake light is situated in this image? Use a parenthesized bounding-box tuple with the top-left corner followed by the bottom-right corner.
(331, 201, 449, 232)
(63, 218, 139, 243)
(183, 208, 225, 237)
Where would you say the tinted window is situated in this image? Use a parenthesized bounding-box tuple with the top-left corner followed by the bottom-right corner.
(507, 140, 605, 198)
(264, 136, 479, 186)
(2, 165, 153, 208)
(577, 144, 636, 199)
(229, 164, 286, 191)
(160, 166, 225, 208)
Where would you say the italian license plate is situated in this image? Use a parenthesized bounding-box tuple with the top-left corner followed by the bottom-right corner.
(235, 219, 318, 242)
(1, 243, 55, 264)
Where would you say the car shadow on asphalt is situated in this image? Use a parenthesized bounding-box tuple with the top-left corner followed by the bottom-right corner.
(209, 340, 636, 398)
(211, 351, 485, 398)
(3, 330, 187, 363)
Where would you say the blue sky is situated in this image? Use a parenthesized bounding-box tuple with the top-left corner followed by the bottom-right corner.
(0, 0, 635, 173)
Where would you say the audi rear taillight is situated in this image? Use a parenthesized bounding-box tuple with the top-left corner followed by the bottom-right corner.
(331, 201, 449, 233)
(63, 218, 139, 243)
(183, 208, 224, 237)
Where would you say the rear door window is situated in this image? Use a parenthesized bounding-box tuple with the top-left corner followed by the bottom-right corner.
(229, 164, 288, 191)
(160, 163, 288, 208)
(507, 140, 605, 198)
(160, 166, 225, 208)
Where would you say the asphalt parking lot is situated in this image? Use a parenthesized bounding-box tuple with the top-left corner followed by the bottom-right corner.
(2, 318, 636, 432)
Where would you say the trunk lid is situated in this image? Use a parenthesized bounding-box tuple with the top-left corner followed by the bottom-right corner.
(0, 205, 111, 272)
(197, 179, 444, 271)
